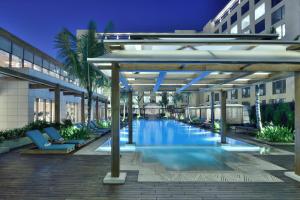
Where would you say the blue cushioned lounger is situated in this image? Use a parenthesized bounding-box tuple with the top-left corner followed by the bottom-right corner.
(25, 130, 75, 154)
(44, 127, 86, 146)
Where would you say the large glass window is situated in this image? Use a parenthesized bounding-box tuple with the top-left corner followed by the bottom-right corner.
(272, 0, 283, 8)
(11, 55, 22, 68)
(231, 25, 238, 34)
(0, 49, 10, 67)
(33, 56, 42, 72)
(242, 87, 251, 98)
(241, 15, 250, 30)
(255, 3, 265, 20)
(276, 24, 286, 39)
(222, 22, 228, 33)
(231, 13, 237, 25)
(255, 83, 266, 96)
(272, 79, 286, 94)
(231, 89, 238, 100)
(272, 6, 285, 25)
(241, 2, 249, 15)
(33, 64, 42, 72)
(24, 60, 32, 68)
(255, 19, 265, 33)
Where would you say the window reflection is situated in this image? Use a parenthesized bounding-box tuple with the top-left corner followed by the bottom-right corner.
(11, 55, 22, 68)
(0, 50, 10, 67)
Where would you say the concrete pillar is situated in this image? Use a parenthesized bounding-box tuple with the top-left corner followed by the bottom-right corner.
(220, 90, 227, 144)
(105, 101, 108, 120)
(295, 72, 300, 175)
(54, 84, 61, 123)
(210, 91, 215, 131)
(111, 63, 120, 177)
(81, 92, 85, 123)
(128, 90, 133, 144)
(96, 96, 99, 121)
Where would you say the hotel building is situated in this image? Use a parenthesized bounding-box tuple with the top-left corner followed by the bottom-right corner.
(201, 0, 300, 107)
(0, 28, 108, 130)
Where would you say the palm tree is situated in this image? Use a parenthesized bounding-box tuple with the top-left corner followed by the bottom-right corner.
(120, 92, 128, 121)
(255, 90, 263, 131)
(172, 93, 183, 119)
(54, 21, 112, 123)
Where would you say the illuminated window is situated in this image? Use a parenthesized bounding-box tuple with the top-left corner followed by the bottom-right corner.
(33, 64, 42, 72)
(11, 55, 22, 68)
(276, 24, 286, 39)
(24, 60, 33, 68)
(255, 3, 265, 20)
(0, 49, 10, 67)
(241, 15, 250, 30)
(231, 25, 238, 34)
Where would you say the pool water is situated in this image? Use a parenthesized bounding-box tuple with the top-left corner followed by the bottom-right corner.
(98, 119, 260, 171)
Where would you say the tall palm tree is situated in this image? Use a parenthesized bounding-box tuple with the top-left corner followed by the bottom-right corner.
(54, 21, 112, 123)
(120, 92, 128, 121)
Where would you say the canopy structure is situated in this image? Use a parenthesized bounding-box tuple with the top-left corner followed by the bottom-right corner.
(88, 33, 300, 184)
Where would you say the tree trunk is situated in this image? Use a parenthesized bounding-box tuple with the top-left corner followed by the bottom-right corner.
(87, 89, 93, 123)
(255, 91, 263, 131)
(123, 102, 126, 121)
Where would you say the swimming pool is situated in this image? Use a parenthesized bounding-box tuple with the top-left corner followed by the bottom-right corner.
(97, 119, 260, 170)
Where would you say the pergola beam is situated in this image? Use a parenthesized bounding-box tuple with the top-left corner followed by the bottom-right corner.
(153, 72, 167, 92)
(176, 71, 211, 93)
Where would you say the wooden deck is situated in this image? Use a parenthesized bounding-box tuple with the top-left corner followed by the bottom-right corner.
(1, 145, 300, 200)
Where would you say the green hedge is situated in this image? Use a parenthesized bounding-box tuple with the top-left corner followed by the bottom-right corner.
(257, 124, 294, 143)
(96, 120, 111, 128)
(249, 102, 294, 129)
(0, 119, 74, 142)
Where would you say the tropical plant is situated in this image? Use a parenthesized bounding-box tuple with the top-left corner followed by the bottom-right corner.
(60, 126, 91, 140)
(120, 92, 128, 121)
(54, 21, 112, 123)
(255, 91, 263, 131)
(257, 124, 294, 143)
(135, 92, 144, 117)
(159, 92, 169, 109)
(97, 120, 111, 128)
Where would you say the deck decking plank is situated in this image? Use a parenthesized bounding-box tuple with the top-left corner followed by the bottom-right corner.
(1, 147, 300, 200)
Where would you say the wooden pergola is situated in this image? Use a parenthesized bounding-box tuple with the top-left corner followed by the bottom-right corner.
(88, 33, 300, 184)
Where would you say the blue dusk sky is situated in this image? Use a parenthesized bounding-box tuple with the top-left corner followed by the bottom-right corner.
(1, 0, 229, 58)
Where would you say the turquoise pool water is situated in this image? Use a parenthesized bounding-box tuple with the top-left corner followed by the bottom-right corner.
(98, 119, 260, 170)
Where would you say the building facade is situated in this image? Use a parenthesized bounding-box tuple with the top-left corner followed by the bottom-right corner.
(201, 0, 300, 107)
(0, 28, 108, 130)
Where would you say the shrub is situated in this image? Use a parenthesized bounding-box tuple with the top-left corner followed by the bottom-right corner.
(257, 124, 294, 143)
(97, 120, 111, 128)
(60, 126, 91, 140)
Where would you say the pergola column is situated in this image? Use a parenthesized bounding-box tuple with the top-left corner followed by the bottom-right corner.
(81, 92, 85, 123)
(210, 91, 215, 131)
(54, 84, 61, 123)
(220, 90, 227, 144)
(96, 96, 99, 121)
(105, 101, 108, 120)
(295, 72, 300, 175)
(128, 90, 133, 144)
(103, 63, 126, 184)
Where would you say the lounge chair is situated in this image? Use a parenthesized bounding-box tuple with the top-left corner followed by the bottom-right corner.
(88, 121, 110, 135)
(44, 127, 86, 147)
(24, 130, 75, 154)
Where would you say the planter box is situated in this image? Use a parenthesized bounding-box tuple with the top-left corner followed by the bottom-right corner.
(252, 137, 294, 146)
(0, 134, 49, 154)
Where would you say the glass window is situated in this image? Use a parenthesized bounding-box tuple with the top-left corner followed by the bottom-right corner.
(231, 89, 238, 100)
(241, 15, 250, 30)
(242, 87, 251, 98)
(24, 60, 32, 68)
(0, 49, 10, 67)
(255, 19, 265, 33)
(33, 64, 42, 72)
(255, 0, 262, 4)
(241, 1, 249, 16)
(24, 50, 33, 63)
(255, 3, 265, 20)
(11, 55, 22, 68)
(272, 79, 286, 94)
(272, 6, 285, 25)
(0, 36, 11, 52)
(206, 95, 210, 102)
(231, 13, 237, 25)
(272, 0, 283, 8)
(12, 43, 23, 59)
(255, 83, 266, 96)
(231, 25, 238, 34)
(276, 24, 286, 39)
(222, 22, 228, 33)
(214, 93, 220, 102)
